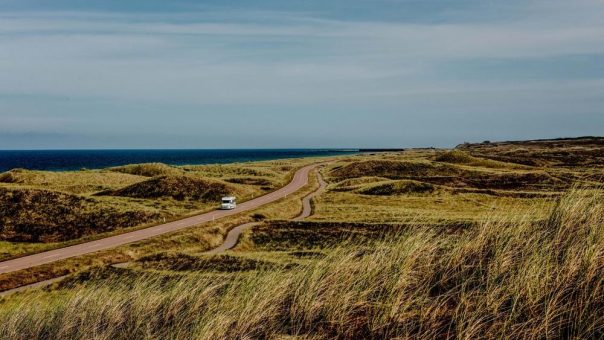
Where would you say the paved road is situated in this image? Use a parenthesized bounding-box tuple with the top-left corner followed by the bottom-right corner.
(0, 163, 320, 275)
(204, 168, 327, 255)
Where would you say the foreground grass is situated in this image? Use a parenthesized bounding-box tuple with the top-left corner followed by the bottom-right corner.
(1, 188, 603, 339)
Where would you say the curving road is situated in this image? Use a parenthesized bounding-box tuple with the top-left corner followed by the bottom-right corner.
(0, 163, 320, 275)
(294, 169, 327, 221)
(204, 168, 327, 255)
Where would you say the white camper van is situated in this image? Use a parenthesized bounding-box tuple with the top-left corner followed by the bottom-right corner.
(220, 196, 237, 210)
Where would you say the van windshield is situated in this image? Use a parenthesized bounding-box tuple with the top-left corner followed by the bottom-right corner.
(222, 199, 232, 203)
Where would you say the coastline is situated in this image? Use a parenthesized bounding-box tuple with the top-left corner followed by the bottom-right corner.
(0, 148, 358, 172)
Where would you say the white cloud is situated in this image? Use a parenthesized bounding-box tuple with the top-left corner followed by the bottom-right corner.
(0, 1, 602, 116)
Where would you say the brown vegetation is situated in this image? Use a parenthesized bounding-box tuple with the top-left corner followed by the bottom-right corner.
(331, 159, 460, 180)
(137, 253, 288, 272)
(330, 158, 571, 192)
(245, 220, 471, 250)
(0, 187, 159, 242)
(99, 175, 241, 201)
(434, 149, 527, 169)
(109, 163, 183, 177)
(1, 188, 603, 339)
(2, 138, 604, 339)
(357, 179, 436, 195)
(458, 137, 604, 166)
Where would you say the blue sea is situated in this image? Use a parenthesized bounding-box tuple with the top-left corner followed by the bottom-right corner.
(0, 149, 358, 172)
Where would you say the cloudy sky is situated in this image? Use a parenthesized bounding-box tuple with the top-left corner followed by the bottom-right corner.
(1, 0, 603, 149)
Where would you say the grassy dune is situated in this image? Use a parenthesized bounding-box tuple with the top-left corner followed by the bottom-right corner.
(109, 163, 184, 177)
(1, 188, 603, 339)
(0, 163, 321, 291)
(0, 168, 146, 194)
(0, 158, 308, 260)
(458, 137, 604, 166)
(356, 179, 437, 195)
(434, 149, 528, 169)
(0, 187, 159, 243)
(1, 138, 604, 338)
(98, 175, 247, 201)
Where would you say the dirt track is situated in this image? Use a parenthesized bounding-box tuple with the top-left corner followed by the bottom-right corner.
(295, 170, 326, 221)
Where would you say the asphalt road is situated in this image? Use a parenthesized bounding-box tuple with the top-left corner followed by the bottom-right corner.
(204, 168, 327, 255)
(0, 163, 319, 275)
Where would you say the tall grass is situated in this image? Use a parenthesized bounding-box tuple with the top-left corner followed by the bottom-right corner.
(1, 188, 603, 339)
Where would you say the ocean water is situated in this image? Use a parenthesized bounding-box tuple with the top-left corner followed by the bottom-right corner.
(0, 149, 358, 172)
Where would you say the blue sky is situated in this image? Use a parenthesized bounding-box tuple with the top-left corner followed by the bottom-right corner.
(0, 0, 603, 149)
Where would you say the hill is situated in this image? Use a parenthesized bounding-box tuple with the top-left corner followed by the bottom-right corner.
(0, 187, 159, 242)
(457, 137, 604, 166)
(99, 175, 242, 201)
(109, 163, 183, 177)
(0, 168, 145, 195)
(329, 159, 569, 192)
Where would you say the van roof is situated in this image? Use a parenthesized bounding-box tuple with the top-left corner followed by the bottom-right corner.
(222, 196, 236, 200)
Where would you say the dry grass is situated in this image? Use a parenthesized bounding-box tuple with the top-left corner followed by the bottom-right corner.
(0, 165, 321, 291)
(0, 187, 160, 243)
(0, 168, 146, 194)
(356, 179, 437, 196)
(311, 188, 549, 224)
(1, 188, 603, 339)
(330, 159, 461, 180)
(109, 163, 183, 177)
(2, 139, 604, 339)
(98, 175, 247, 201)
(434, 149, 528, 169)
(458, 137, 604, 166)
(313, 140, 604, 225)
(136, 253, 290, 272)
(0, 159, 316, 260)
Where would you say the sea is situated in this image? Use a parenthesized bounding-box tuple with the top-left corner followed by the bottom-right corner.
(0, 149, 358, 172)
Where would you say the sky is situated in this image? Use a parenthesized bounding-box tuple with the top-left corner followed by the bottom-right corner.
(0, 0, 603, 149)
